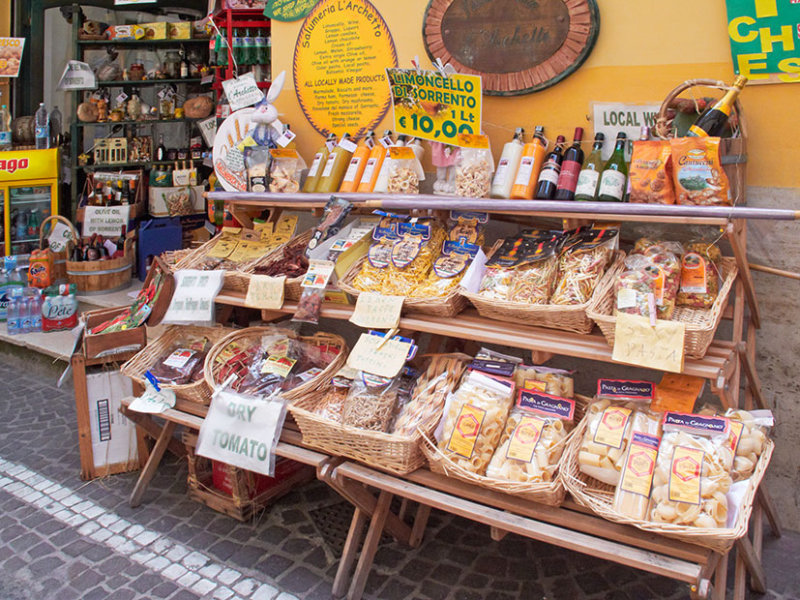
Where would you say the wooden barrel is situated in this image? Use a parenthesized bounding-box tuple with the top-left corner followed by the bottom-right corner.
(66, 242, 134, 294)
(11, 116, 35, 146)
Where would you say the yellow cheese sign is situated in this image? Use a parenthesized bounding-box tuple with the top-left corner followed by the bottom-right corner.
(293, 0, 398, 139)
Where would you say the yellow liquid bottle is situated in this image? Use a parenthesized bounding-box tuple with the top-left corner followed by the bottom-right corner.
(316, 133, 355, 193)
(510, 126, 548, 200)
(339, 131, 373, 193)
(302, 133, 336, 193)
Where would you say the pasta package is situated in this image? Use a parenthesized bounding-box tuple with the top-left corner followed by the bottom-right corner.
(649, 412, 734, 529)
(314, 370, 354, 423)
(551, 227, 618, 305)
(513, 365, 574, 398)
(613, 432, 662, 520)
(614, 257, 657, 318)
(629, 140, 675, 204)
(268, 149, 307, 193)
(485, 389, 576, 484)
(342, 371, 405, 432)
(578, 379, 659, 486)
(455, 145, 494, 198)
(671, 137, 731, 206)
(352, 217, 401, 292)
(630, 239, 683, 320)
(677, 241, 722, 309)
(438, 370, 515, 474)
(724, 409, 773, 481)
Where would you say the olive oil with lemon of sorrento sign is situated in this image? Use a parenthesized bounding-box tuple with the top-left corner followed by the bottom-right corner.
(423, 0, 600, 95)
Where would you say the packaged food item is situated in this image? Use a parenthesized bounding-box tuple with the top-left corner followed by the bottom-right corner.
(269, 149, 306, 193)
(677, 241, 722, 309)
(485, 390, 576, 483)
(578, 379, 660, 486)
(631, 239, 683, 320)
(455, 139, 494, 198)
(351, 216, 400, 292)
(307, 197, 353, 254)
(614, 259, 657, 318)
(437, 369, 515, 474)
(671, 137, 731, 206)
(150, 336, 210, 385)
(629, 140, 675, 204)
(386, 146, 422, 195)
(513, 365, 574, 398)
(293, 260, 335, 324)
(342, 371, 404, 432)
(245, 146, 270, 193)
(724, 408, 772, 481)
(648, 412, 734, 529)
(251, 237, 309, 278)
(551, 227, 617, 305)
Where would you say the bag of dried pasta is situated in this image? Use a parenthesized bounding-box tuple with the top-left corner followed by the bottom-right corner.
(351, 217, 401, 293)
(485, 390, 576, 484)
(386, 146, 423, 194)
(384, 219, 446, 296)
(313, 368, 355, 423)
(437, 370, 515, 474)
(513, 365, 574, 398)
(614, 255, 657, 318)
(677, 241, 722, 309)
(648, 412, 734, 529)
(551, 227, 618, 305)
(578, 379, 661, 486)
(724, 408, 772, 481)
(631, 239, 683, 320)
(455, 138, 494, 198)
(342, 370, 405, 432)
(410, 240, 481, 299)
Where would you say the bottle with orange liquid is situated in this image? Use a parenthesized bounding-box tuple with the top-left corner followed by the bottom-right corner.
(509, 126, 548, 200)
(357, 130, 394, 193)
(339, 131, 373, 193)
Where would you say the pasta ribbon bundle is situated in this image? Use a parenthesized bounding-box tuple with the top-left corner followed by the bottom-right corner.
(485, 390, 576, 484)
(551, 227, 618, 306)
(648, 412, 734, 529)
(438, 370, 515, 474)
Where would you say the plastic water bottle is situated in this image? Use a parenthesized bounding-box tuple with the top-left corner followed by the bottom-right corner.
(30, 289, 42, 332)
(0, 104, 11, 151)
(20, 291, 32, 334)
(7, 290, 20, 335)
(35, 103, 49, 150)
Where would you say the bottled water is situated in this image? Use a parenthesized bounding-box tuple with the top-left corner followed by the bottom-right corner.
(7, 289, 21, 335)
(30, 289, 43, 332)
(35, 103, 49, 150)
(20, 291, 32, 334)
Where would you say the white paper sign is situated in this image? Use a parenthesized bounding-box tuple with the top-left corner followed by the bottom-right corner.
(57, 60, 96, 90)
(245, 274, 285, 310)
(162, 269, 224, 325)
(222, 72, 264, 111)
(198, 116, 218, 147)
(82, 205, 130, 237)
(127, 388, 176, 414)
(47, 221, 74, 252)
(592, 102, 661, 161)
(196, 389, 287, 477)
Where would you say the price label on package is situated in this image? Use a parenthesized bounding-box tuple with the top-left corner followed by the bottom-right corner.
(349, 292, 403, 330)
(245, 275, 286, 310)
(347, 333, 413, 378)
(612, 313, 685, 373)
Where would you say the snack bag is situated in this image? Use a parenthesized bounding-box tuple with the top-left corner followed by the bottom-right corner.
(629, 140, 675, 204)
(551, 227, 618, 305)
(671, 137, 731, 206)
(485, 389, 575, 484)
(631, 239, 683, 320)
(578, 379, 660, 486)
(269, 149, 306, 193)
(613, 431, 662, 520)
(455, 144, 494, 198)
(677, 241, 722, 309)
(150, 336, 210, 385)
(314, 370, 353, 423)
(648, 412, 734, 529)
(724, 408, 772, 481)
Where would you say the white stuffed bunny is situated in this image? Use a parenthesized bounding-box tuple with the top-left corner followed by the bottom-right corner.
(251, 70, 286, 148)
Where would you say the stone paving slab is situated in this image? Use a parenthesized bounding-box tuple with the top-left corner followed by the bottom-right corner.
(0, 357, 798, 600)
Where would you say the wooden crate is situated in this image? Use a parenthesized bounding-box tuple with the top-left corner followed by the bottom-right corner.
(93, 137, 128, 165)
(183, 432, 314, 522)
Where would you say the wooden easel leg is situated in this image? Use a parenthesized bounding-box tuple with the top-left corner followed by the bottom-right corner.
(733, 552, 746, 600)
(129, 420, 177, 508)
(713, 552, 729, 600)
(757, 487, 782, 538)
(409, 504, 431, 548)
(347, 490, 392, 600)
(332, 508, 368, 599)
(734, 536, 766, 594)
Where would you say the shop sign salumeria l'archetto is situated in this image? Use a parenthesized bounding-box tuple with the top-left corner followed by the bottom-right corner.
(294, 0, 398, 138)
(423, 0, 600, 96)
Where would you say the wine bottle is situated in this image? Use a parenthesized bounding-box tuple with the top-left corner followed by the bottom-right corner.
(156, 135, 166, 162)
(534, 135, 566, 199)
(597, 132, 628, 202)
(574, 133, 605, 201)
(554, 127, 585, 200)
(688, 75, 747, 137)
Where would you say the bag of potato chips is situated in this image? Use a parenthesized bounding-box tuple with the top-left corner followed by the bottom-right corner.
(671, 137, 731, 206)
(629, 140, 675, 204)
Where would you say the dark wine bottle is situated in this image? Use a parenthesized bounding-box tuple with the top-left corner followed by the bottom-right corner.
(688, 75, 747, 137)
(554, 127, 585, 200)
(534, 135, 566, 199)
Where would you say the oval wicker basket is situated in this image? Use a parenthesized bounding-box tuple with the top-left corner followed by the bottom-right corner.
(560, 416, 774, 553)
(419, 394, 591, 506)
(288, 354, 470, 475)
(203, 326, 347, 402)
(39, 215, 78, 283)
(121, 325, 233, 405)
(175, 236, 254, 295)
(461, 243, 625, 334)
(241, 229, 313, 301)
(337, 254, 469, 318)
(586, 256, 738, 360)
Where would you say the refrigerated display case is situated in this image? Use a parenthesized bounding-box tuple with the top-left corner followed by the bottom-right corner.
(0, 149, 60, 256)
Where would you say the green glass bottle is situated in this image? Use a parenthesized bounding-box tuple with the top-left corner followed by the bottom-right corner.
(596, 132, 628, 202)
(574, 133, 605, 201)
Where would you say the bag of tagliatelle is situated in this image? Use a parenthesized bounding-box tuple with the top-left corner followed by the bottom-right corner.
(671, 137, 731, 206)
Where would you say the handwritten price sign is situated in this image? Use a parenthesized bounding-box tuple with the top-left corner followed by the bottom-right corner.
(349, 292, 403, 330)
(612, 313, 685, 373)
(245, 275, 286, 310)
(347, 333, 413, 378)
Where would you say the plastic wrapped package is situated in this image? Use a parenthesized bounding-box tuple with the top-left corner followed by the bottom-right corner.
(677, 241, 722, 309)
(342, 371, 404, 432)
(648, 412, 734, 529)
(551, 228, 618, 305)
(614, 256, 657, 318)
(512, 365, 574, 398)
(631, 239, 683, 320)
(455, 146, 493, 198)
(724, 408, 773, 481)
(384, 220, 446, 296)
(269, 150, 307, 193)
(613, 431, 662, 520)
(314, 384, 349, 423)
(437, 370, 515, 474)
(149, 336, 210, 385)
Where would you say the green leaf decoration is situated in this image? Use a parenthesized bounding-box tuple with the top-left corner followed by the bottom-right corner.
(265, 0, 320, 21)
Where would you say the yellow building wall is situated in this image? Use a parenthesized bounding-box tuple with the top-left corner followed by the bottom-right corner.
(0, 0, 10, 108)
(272, 0, 799, 188)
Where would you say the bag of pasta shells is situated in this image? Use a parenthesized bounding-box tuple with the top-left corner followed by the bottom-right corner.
(551, 227, 618, 305)
(578, 379, 660, 486)
(676, 241, 722, 309)
(513, 365, 574, 398)
(648, 412, 734, 529)
(455, 141, 494, 198)
(486, 390, 576, 484)
(437, 370, 515, 474)
(724, 408, 773, 481)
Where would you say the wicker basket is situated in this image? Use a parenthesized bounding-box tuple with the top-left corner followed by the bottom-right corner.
(121, 325, 233, 405)
(560, 417, 774, 552)
(587, 257, 738, 360)
(288, 354, 470, 475)
(161, 248, 193, 269)
(461, 244, 626, 334)
(175, 237, 253, 294)
(419, 394, 591, 506)
(39, 215, 77, 283)
(203, 327, 347, 402)
(241, 229, 313, 301)
(336, 255, 469, 318)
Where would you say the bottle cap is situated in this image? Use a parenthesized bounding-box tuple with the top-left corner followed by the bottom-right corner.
(594, 132, 605, 141)
(573, 127, 584, 141)
(616, 132, 627, 139)
(555, 135, 566, 143)
(534, 125, 544, 134)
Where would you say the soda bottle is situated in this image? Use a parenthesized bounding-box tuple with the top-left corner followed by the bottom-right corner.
(35, 103, 49, 150)
(0, 105, 11, 151)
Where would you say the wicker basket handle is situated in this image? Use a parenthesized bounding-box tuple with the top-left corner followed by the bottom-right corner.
(39, 215, 79, 251)
(655, 78, 747, 141)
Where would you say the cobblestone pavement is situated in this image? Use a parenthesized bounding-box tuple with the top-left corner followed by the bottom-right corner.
(0, 356, 798, 600)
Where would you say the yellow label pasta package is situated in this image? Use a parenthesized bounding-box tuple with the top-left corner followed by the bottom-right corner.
(578, 379, 659, 486)
(485, 390, 576, 484)
(648, 411, 734, 529)
(724, 408, 772, 482)
(437, 370, 515, 474)
(513, 365, 574, 399)
(614, 432, 661, 520)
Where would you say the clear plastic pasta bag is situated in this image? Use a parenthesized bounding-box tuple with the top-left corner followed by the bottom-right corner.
(342, 371, 403, 432)
(455, 146, 494, 198)
(513, 365, 574, 398)
(551, 227, 618, 306)
(631, 239, 683, 320)
(724, 408, 773, 482)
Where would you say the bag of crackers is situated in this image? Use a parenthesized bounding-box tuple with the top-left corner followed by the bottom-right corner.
(629, 140, 676, 204)
(671, 137, 731, 206)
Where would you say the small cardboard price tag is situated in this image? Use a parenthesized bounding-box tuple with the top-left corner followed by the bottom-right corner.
(652, 373, 705, 413)
(346, 333, 413, 378)
(275, 128, 297, 148)
(300, 260, 335, 289)
(116, 92, 128, 105)
(612, 313, 685, 374)
(245, 275, 286, 310)
(222, 72, 264, 111)
(349, 292, 403, 330)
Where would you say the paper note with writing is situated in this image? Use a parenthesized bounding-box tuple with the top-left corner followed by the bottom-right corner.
(222, 72, 264, 111)
(350, 292, 403, 330)
(162, 270, 224, 325)
(612, 313, 685, 373)
(245, 275, 285, 310)
(47, 221, 74, 253)
(346, 333, 412, 378)
(198, 116, 217, 147)
(82, 205, 130, 237)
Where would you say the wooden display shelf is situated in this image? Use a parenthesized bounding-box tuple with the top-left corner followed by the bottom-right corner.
(96, 78, 204, 87)
(78, 39, 210, 46)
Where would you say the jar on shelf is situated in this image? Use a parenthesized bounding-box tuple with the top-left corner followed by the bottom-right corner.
(163, 51, 181, 79)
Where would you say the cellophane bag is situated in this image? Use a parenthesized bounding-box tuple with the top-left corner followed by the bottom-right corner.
(512, 365, 574, 398)
(342, 370, 405, 432)
(149, 335, 210, 385)
(724, 408, 773, 481)
(677, 241, 722, 309)
(455, 146, 494, 198)
(630, 239, 683, 320)
(551, 227, 618, 305)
